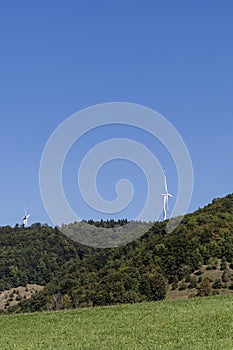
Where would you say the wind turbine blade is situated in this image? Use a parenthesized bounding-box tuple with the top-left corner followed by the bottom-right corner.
(164, 170, 168, 192)
(167, 196, 170, 212)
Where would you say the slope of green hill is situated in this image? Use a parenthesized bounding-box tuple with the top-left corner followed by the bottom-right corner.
(1, 295, 233, 350)
(0, 224, 88, 292)
(9, 194, 233, 313)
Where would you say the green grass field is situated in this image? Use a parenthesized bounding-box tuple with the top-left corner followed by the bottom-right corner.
(0, 295, 233, 350)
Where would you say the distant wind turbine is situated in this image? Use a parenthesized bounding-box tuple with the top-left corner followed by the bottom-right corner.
(161, 170, 173, 221)
(22, 206, 30, 227)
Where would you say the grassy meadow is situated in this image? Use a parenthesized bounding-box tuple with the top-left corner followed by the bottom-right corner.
(0, 295, 233, 350)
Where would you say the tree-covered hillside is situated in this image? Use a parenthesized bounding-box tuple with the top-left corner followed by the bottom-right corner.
(7, 194, 233, 313)
(0, 224, 87, 292)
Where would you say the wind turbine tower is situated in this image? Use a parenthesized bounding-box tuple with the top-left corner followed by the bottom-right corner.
(22, 207, 30, 227)
(161, 170, 173, 221)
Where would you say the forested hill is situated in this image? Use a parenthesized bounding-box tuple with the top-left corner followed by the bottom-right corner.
(0, 224, 89, 292)
(8, 194, 233, 313)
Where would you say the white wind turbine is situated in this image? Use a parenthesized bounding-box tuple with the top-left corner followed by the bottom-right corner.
(161, 170, 173, 221)
(22, 206, 30, 227)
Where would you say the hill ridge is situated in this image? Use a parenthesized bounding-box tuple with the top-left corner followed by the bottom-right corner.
(3, 193, 232, 313)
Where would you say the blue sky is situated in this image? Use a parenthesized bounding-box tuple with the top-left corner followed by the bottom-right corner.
(0, 1, 232, 226)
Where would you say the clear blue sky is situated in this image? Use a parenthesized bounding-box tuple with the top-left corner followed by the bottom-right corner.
(0, 1, 232, 226)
